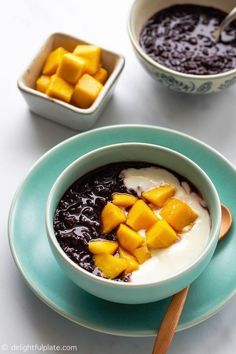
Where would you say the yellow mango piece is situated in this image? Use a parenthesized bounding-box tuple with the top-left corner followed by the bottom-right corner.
(116, 224, 144, 253)
(101, 202, 126, 234)
(72, 74, 103, 108)
(146, 219, 178, 249)
(42, 47, 68, 75)
(88, 240, 118, 255)
(160, 198, 198, 232)
(126, 199, 158, 231)
(133, 244, 151, 264)
(56, 53, 86, 84)
(73, 45, 101, 74)
(112, 193, 137, 208)
(118, 247, 139, 274)
(93, 67, 108, 84)
(36, 75, 51, 93)
(94, 254, 127, 279)
(46, 75, 73, 103)
(142, 185, 176, 208)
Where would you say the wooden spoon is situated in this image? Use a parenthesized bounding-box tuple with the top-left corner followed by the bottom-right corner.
(152, 204, 232, 354)
(220, 205, 232, 241)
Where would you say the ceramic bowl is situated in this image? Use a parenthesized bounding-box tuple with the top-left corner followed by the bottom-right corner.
(128, 0, 236, 94)
(46, 143, 221, 304)
(17, 32, 125, 131)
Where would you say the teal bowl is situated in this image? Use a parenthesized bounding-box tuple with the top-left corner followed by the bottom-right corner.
(46, 143, 221, 304)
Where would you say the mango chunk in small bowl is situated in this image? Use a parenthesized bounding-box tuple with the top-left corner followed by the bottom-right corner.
(17, 33, 125, 131)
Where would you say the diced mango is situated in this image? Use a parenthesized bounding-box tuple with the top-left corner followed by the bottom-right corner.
(160, 198, 198, 232)
(94, 254, 127, 279)
(73, 45, 101, 75)
(146, 219, 178, 249)
(42, 47, 68, 75)
(142, 185, 176, 208)
(72, 74, 103, 108)
(112, 193, 137, 208)
(56, 53, 86, 84)
(88, 240, 118, 255)
(118, 247, 139, 274)
(46, 75, 74, 103)
(116, 224, 144, 253)
(126, 199, 159, 231)
(93, 67, 108, 84)
(101, 202, 126, 234)
(133, 244, 151, 264)
(36, 75, 51, 93)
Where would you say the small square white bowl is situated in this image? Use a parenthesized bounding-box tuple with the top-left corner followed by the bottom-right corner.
(17, 32, 125, 131)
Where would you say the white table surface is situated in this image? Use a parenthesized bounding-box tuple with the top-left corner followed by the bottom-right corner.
(1, 0, 236, 353)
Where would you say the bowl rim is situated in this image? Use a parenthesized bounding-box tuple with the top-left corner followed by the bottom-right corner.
(17, 31, 125, 115)
(46, 142, 221, 289)
(127, 0, 236, 80)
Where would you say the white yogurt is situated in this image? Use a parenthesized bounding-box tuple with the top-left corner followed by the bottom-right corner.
(121, 167, 211, 284)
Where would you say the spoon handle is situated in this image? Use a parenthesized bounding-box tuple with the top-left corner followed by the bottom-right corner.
(152, 287, 189, 354)
(218, 7, 236, 35)
(213, 6, 236, 40)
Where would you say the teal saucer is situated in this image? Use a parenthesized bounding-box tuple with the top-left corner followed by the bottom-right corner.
(8, 125, 236, 336)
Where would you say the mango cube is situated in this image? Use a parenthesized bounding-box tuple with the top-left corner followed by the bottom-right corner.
(73, 45, 101, 75)
(46, 75, 74, 103)
(112, 193, 137, 208)
(42, 47, 68, 75)
(56, 53, 86, 84)
(126, 199, 158, 231)
(94, 254, 127, 279)
(146, 219, 178, 249)
(142, 185, 176, 208)
(133, 244, 151, 264)
(93, 67, 108, 84)
(160, 198, 198, 232)
(36, 75, 51, 93)
(101, 202, 126, 234)
(116, 224, 144, 253)
(88, 240, 118, 255)
(119, 247, 139, 274)
(72, 74, 103, 108)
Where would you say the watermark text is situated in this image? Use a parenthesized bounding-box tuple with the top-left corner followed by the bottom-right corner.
(1, 343, 78, 352)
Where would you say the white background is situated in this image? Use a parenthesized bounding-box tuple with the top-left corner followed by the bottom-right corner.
(1, 0, 236, 353)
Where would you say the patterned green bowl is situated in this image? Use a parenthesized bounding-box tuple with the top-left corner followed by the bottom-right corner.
(128, 0, 236, 94)
(46, 143, 221, 304)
